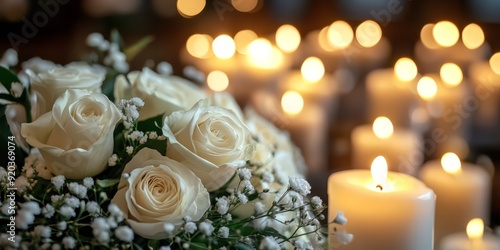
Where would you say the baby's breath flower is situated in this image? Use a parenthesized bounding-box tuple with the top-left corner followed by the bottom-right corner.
(64, 196, 80, 208)
(62, 236, 76, 249)
(333, 211, 347, 225)
(254, 201, 266, 214)
(42, 204, 55, 218)
(51, 243, 61, 250)
(83, 177, 94, 188)
(86, 201, 100, 215)
(294, 239, 313, 250)
(59, 205, 76, 218)
(148, 131, 158, 139)
(51, 195, 63, 204)
(91, 217, 110, 233)
(164, 223, 175, 235)
(67, 182, 87, 198)
(34, 225, 51, 238)
(129, 97, 144, 107)
(14, 176, 29, 192)
(57, 221, 67, 231)
(216, 197, 229, 215)
(20, 201, 41, 215)
(238, 192, 248, 204)
(225, 213, 232, 221)
(86, 33, 104, 47)
(199, 221, 214, 236)
(243, 180, 255, 194)
(289, 177, 311, 196)
(159, 246, 171, 250)
(51, 175, 65, 190)
(157, 61, 173, 75)
(126, 146, 134, 155)
(16, 210, 35, 229)
(261, 171, 274, 183)
(108, 154, 118, 166)
(335, 230, 354, 245)
(96, 231, 110, 244)
(259, 236, 280, 250)
(115, 226, 134, 242)
(311, 196, 323, 208)
(237, 168, 252, 180)
(218, 226, 229, 238)
(184, 222, 197, 234)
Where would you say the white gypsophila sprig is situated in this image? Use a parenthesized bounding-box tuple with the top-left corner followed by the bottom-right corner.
(199, 221, 214, 236)
(115, 226, 134, 242)
(51, 175, 65, 191)
(67, 182, 88, 199)
(289, 177, 311, 196)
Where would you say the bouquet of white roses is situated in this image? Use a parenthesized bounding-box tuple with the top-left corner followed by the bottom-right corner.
(0, 32, 351, 249)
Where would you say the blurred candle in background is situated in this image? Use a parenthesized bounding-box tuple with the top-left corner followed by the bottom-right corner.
(419, 153, 492, 245)
(366, 57, 419, 127)
(351, 116, 423, 175)
(439, 218, 500, 250)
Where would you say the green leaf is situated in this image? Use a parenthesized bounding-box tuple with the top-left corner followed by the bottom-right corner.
(96, 178, 120, 188)
(124, 36, 154, 61)
(233, 242, 254, 250)
(0, 66, 21, 92)
(110, 29, 124, 48)
(261, 227, 288, 241)
(137, 114, 163, 133)
(102, 72, 119, 103)
(147, 239, 159, 250)
(0, 93, 18, 103)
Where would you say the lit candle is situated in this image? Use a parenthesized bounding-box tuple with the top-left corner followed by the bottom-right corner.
(248, 90, 329, 175)
(468, 53, 500, 128)
(439, 218, 500, 250)
(366, 57, 419, 128)
(351, 116, 423, 175)
(417, 72, 470, 156)
(328, 156, 435, 250)
(415, 22, 490, 73)
(276, 56, 338, 121)
(347, 20, 391, 71)
(419, 153, 492, 244)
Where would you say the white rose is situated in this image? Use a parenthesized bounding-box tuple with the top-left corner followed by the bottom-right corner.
(21, 89, 121, 179)
(111, 148, 210, 239)
(28, 65, 104, 118)
(162, 99, 254, 191)
(245, 107, 307, 175)
(209, 92, 244, 121)
(114, 67, 206, 120)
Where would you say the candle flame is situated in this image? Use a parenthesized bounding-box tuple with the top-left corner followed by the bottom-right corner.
(301, 57, 325, 83)
(186, 34, 212, 59)
(394, 57, 418, 82)
(417, 76, 438, 101)
(420, 23, 440, 49)
(207, 70, 229, 92)
(327, 20, 353, 48)
(440, 63, 463, 87)
(281, 91, 304, 116)
(276, 24, 301, 53)
(433, 21, 459, 48)
(371, 156, 388, 190)
(177, 0, 205, 17)
(441, 152, 462, 174)
(355, 20, 382, 48)
(212, 35, 235, 59)
(234, 30, 257, 54)
(462, 23, 484, 50)
(489, 52, 500, 75)
(466, 218, 484, 240)
(373, 116, 393, 139)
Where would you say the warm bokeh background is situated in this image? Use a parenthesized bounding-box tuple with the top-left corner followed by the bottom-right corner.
(2, 0, 500, 230)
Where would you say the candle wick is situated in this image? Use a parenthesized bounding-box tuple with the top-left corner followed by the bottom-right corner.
(376, 184, 383, 191)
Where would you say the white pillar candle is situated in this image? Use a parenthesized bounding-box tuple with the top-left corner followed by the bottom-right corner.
(468, 58, 500, 128)
(248, 89, 328, 175)
(414, 22, 490, 73)
(328, 156, 435, 250)
(440, 218, 500, 250)
(419, 153, 492, 245)
(366, 58, 419, 128)
(351, 117, 423, 175)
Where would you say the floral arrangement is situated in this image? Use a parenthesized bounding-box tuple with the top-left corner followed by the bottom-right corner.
(0, 32, 351, 249)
